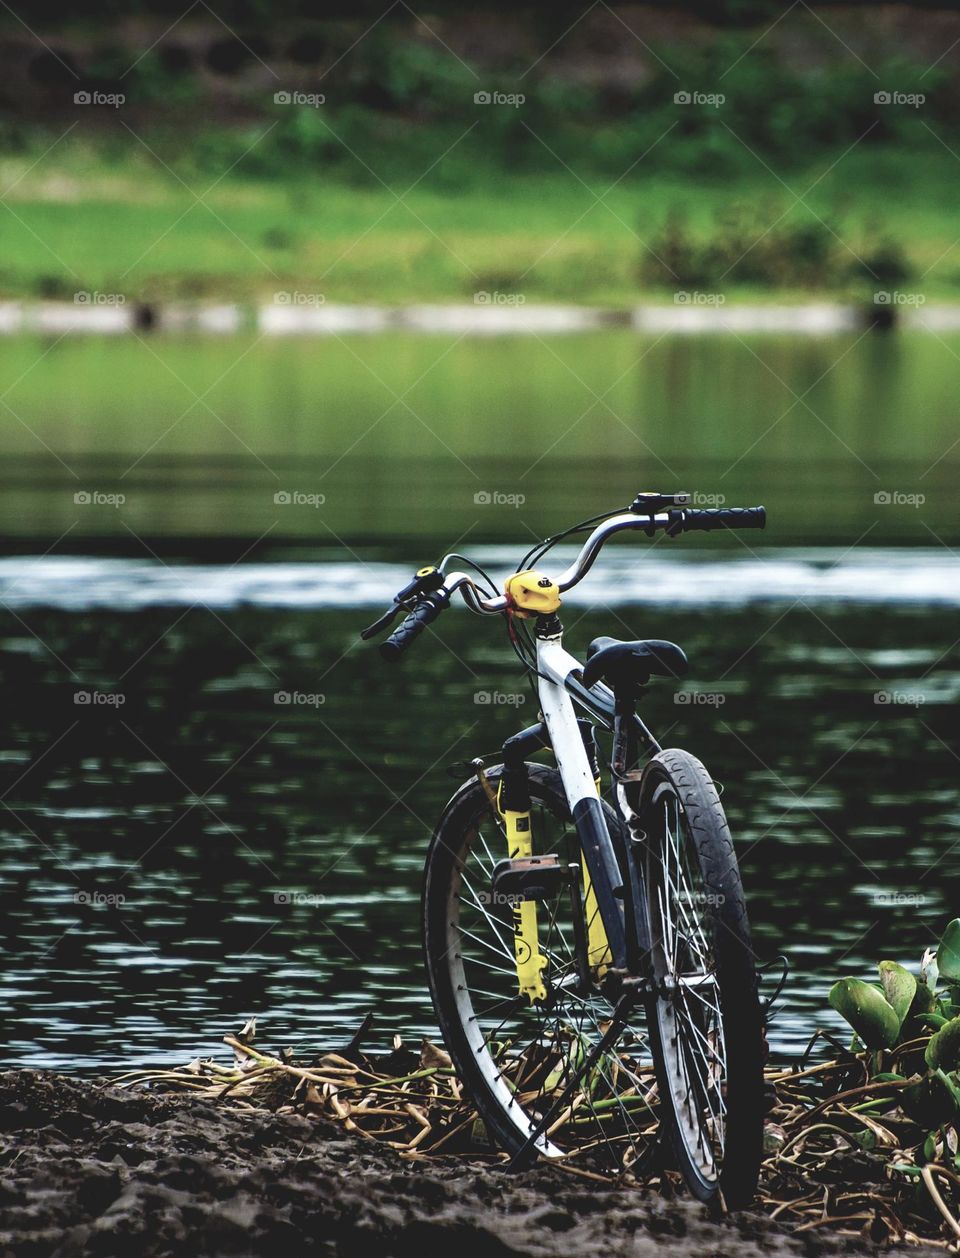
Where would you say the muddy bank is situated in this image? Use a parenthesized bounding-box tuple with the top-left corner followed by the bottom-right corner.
(0, 1070, 928, 1258)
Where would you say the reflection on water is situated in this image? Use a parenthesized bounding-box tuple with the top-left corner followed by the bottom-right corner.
(1, 568, 957, 1069)
(0, 328, 956, 544)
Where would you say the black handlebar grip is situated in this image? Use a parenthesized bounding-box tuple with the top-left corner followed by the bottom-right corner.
(682, 506, 766, 533)
(379, 592, 448, 662)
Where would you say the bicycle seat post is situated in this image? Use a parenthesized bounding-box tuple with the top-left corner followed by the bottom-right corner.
(611, 687, 639, 779)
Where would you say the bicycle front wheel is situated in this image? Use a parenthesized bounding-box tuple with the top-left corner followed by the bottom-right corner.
(423, 764, 659, 1177)
(639, 748, 765, 1208)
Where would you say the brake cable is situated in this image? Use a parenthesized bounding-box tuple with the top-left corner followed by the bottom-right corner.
(442, 552, 499, 599)
(509, 508, 632, 687)
(516, 507, 629, 575)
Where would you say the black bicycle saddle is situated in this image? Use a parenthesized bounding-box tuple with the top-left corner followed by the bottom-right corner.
(582, 636, 689, 690)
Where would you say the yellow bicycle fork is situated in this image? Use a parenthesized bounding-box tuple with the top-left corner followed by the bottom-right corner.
(581, 856, 613, 978)
(496, 780, 611, 1003)
(499, 794, 548, 1003)
(582, 772, 613, 978)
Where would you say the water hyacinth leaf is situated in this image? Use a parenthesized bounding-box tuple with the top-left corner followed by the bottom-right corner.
(829, 978, 900, 1049)
(920, 1013, 948, 1030)
(909, 982, 937, 1019)
(879, 961, 916, 1027)
(925, 1016, 960, 1071)
(937, 920, 960, 981)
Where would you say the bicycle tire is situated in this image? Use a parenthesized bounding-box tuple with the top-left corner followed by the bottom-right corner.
(423, 764, 658, 1175)
(637, 748, 765, 1208)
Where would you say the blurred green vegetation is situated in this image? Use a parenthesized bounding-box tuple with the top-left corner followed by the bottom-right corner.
(1, 31, 957, 302)
(103, 36, 959, 186)
(2, 147, 954, 304)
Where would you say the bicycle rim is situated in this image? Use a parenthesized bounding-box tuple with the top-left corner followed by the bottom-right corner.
(646, 781, 727, 1191)
(433, 776, 661, 1175)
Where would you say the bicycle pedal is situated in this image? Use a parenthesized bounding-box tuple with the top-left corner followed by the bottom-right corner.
(491, 855, 569, 902)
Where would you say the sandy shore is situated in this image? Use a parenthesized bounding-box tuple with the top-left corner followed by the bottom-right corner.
(0, 1069, 937, 1258)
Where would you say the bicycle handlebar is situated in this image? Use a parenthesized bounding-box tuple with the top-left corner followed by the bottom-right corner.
(379, 590, 450, 661)
(365, 498, 766, 661)
(553, 505, 765, 590)
(680, 506, 766, 533)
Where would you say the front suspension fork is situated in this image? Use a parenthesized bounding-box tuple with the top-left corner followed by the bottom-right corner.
(499, 794, 548, 1002)
(496, 720, 617, 1002)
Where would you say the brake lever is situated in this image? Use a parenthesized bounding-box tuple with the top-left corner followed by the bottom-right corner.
(360, 604, 408, 640)
(361, 565, 446, 640)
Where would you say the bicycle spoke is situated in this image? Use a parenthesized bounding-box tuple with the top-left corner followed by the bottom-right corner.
(447, 795, 657, 1174)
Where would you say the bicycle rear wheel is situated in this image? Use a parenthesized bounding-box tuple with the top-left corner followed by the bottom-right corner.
(638, 748, 765, 1207)
(423, 764, 658, 1176)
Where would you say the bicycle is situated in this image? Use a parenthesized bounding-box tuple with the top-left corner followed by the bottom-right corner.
(362, 491, 768, 1207)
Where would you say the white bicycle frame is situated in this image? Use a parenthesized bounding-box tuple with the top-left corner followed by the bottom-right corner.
(535, 634, 599, 817)
(533, 629, 640, 975)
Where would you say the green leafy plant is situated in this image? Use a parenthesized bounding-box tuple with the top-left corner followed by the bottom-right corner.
(829, 974, 905, 1049)
(829, 920, 960, 1136)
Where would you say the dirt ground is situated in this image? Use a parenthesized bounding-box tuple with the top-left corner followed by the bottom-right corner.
(0, 1070, 931, 1257)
